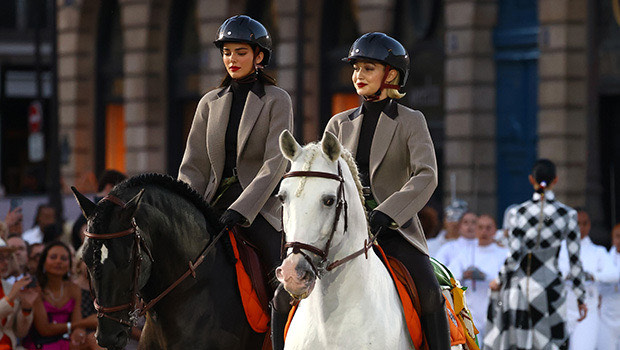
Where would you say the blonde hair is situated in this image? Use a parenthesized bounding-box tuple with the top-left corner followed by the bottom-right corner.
(386, 71, 406, 99)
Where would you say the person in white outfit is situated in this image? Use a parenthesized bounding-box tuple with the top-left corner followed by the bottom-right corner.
(427, 200, 467, 256)
(448, 214, 508, 340)
(559, 209, 619, 350)
(21, 205, 56, 245)
(434, 212, 477, 266)
(598, 223, 620, 350)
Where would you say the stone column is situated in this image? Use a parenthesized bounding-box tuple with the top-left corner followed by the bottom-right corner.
(58, 1, 98, 191)
(537, 0, 588, 206)
(120, 0, 166, 174)
(444, 0, 497, 215)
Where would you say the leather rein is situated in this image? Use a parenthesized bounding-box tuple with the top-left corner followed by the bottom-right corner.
(84, 194, 227, 327)
(280, 163, 376, 279)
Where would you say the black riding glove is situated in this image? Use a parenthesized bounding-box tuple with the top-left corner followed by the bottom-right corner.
(219, 209, 247, 228)
(369, 210, 394, 235)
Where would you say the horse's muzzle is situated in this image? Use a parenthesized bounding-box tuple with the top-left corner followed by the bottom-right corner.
(276, 253, 316, 299)
(95, 322, 130, 350)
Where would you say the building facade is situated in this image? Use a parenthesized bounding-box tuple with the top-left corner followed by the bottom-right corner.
(1, 0, 618, 243)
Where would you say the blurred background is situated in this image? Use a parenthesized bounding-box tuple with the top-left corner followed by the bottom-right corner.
(0, 0, 618, 244)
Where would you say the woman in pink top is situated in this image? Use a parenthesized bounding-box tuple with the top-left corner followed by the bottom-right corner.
(23, 242, 92, 350)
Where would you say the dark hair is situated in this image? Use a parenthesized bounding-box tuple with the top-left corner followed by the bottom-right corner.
(36, 241, 72, 289)
(33, 204, 54, 228)
(97, 169, 127, 192)
(219, 68, 276, 87)
(42, 225, 62, 244)
(7, 233, 25, 242)
(27, 242, 43, 258)
(71, 215, 88, 251)
(532, 159, 556, 187)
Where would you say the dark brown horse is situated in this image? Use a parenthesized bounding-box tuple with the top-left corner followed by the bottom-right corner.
(72, 173, 266, 350)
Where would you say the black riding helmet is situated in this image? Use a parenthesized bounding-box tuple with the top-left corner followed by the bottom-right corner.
(342, 32, 410, 88)
(214, 15, 273, 66)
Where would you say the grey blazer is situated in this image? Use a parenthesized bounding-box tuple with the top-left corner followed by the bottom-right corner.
(325, 100, 437, 254)
(178, 82, 293, 230)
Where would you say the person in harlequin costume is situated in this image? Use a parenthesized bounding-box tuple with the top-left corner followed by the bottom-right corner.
(177, 15, 293, 348)
(486, 159, 587, 350)
(324, 32, 450, 349)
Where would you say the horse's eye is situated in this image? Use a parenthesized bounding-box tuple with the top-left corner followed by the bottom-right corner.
(322, 196, 335, 207)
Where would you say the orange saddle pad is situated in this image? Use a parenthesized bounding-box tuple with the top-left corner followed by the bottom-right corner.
(228, 229, 270, 333)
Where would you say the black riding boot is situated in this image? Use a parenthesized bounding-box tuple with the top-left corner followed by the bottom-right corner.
(377, 229, 451, 350)
(421, 306, 452, 350)
(271, 284, 293, 350)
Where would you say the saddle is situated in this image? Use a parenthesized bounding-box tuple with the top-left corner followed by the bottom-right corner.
(227, 229, 271, 333)
(374, 246, 477, 350)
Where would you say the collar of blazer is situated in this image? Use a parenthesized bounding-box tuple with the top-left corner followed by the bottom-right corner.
(340, 99, 399, 184)
(347, 98, 399, 121)
(207, 81, 266, 180)
(216, 79, 266, 99)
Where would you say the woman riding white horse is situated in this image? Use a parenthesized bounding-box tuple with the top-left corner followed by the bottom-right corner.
(275, 130, 414, 349)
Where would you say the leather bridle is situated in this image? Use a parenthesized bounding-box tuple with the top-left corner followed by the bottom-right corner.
(280, 162, 376, 280)
(84, 194, 227, 327)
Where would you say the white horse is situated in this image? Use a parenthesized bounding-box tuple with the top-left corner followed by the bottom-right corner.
(275, 130, 414, 349)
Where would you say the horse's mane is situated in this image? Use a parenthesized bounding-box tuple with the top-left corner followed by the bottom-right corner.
(297, 143, 366, 208)
(111, 173, 219, 225)
(86, 173, 219, 280)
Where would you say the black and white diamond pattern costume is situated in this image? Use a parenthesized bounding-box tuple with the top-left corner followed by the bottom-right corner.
(484, 191, 586, 350)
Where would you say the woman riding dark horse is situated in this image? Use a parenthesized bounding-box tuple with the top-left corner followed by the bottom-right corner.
(177, 15, 293, 349)
(73, 174, 267, 349)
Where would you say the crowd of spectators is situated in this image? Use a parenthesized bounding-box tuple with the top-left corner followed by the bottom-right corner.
(420, 202, 620, 349)
(0, 170, 143, 350)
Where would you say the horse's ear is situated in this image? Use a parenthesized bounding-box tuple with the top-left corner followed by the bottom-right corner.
(71, 186, 96, 219)
(279, 130, 302, 161)
(124, 189, 145, 217)
(321, 131, 341, 162)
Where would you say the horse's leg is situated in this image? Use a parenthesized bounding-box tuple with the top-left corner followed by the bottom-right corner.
(378, 229, 451, 350)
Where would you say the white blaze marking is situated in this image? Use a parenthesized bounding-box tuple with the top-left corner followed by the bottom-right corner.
(100, 244, 109, 264)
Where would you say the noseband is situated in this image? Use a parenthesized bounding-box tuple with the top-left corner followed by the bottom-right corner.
(281, 163, 376, 279)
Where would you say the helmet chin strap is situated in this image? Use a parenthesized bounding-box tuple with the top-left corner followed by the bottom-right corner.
(363, 65, 400, 101)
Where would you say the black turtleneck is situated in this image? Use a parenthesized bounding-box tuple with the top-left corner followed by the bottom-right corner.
(355, 98, 390, 187)
(223, 79, 253, 178)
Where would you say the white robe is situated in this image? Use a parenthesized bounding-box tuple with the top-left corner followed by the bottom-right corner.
(434, 236, 477, 267)
(598, 248, 620, 350)
(559, 237, 619, 350)
(426, 229, 447, 256)
(447, 242, 508, 340)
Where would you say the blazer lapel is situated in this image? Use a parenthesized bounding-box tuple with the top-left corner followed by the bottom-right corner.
(206, 90, 232, 180)
(339, 113, 363, 157)
(237, 90, 265, 155)
(369, 112, 397, 183)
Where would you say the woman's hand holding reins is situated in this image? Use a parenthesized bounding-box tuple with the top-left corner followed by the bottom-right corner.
(369, 210, 394, 235)
(219, 209, 248, 228)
